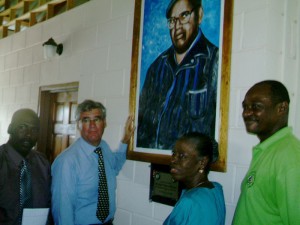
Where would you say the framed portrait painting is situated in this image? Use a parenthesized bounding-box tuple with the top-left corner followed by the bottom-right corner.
(128, 0, 234, 172)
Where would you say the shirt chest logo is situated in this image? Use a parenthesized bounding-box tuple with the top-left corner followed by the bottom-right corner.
(246, 172, 256, 188)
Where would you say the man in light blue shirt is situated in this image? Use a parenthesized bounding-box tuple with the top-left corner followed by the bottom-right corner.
(51, 100, 134, 225)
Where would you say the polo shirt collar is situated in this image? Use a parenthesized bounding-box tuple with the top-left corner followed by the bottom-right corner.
(253, 127, 292, 153)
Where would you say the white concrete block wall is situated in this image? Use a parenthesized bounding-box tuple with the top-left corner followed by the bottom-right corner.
(0, 0, 299, 224)
(282, 0, 300, 137)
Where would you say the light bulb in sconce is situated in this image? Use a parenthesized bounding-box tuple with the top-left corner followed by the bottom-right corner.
(42, 38, 63, 60)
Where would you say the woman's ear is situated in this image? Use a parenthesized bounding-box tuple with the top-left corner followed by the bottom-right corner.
(198, 156, 209, 173)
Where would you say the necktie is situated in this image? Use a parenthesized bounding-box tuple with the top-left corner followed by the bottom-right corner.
(94, 148, 109, 222)
(19, 160, 32, 224)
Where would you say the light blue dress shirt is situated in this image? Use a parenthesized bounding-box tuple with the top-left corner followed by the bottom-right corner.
(51, 137, 127, 225)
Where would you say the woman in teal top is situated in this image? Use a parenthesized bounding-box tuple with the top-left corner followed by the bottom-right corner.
(163, 132, 225, 225)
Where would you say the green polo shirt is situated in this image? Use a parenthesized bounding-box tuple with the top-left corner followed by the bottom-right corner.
(232, 127, 300, 225)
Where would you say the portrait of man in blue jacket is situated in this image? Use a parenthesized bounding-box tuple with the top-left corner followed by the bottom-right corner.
(137, 0, 219, 150)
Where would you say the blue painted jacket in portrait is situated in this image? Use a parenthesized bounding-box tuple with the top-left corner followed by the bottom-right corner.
(137, 30, 219, 150)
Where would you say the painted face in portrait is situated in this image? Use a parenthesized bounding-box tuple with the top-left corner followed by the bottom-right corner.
(78, 108, 107, 146)
(168, 0, 203, 54)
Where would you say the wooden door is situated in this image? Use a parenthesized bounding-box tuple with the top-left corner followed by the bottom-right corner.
(37, 82, 78, 163)
(52, 91, 78, 160)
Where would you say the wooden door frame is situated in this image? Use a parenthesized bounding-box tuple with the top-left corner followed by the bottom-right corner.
(37, 82, 79, 162)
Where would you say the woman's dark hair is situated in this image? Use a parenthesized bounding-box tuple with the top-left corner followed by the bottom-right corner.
(179, 132, 218, 173)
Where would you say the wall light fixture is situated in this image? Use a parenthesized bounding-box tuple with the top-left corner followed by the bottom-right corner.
(42, 38, 63, 59)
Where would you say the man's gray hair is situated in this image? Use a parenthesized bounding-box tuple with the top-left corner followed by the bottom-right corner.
(75, 100, 106, 121)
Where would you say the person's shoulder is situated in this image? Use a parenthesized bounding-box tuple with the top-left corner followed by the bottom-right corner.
(100, 140, 120, 157)
(211, 182, 225, 198)
(196, 33, 218, 52)
(0, 143, 7, 151)
(0, 144, 5, 155)
(0, 144, 7, 167)
(178, 190, 196, 205)
(288, 131, 300, 145)
(184, 187, 207, 198)
(179, 188, 213, 209)
(31, 149, 50, 165)
(273, 129, 300, 151)
(100, 139, 109, 148)
(53, 145, 77, 163)
(149, 47, 173, 65)
(211, 181, 223, 189)
(278, 135, 300, 156)
(51, 149, 75, 172)
(286, 135, 300, 152)
(160, 47, 172, 57)
(54, 138, 85, 162)
(186, 183, 223, 198)
(267, 130, 300, 166)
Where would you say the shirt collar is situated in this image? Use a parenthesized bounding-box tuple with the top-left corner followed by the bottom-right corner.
(79, 137, 103, 156)
(5, 143, 34, 166)
(253, 127, 292, 153)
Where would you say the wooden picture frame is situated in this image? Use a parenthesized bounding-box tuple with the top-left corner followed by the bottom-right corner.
(128, 0, 234, 172)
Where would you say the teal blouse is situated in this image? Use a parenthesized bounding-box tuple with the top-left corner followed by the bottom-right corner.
(163, 182, 225, 225)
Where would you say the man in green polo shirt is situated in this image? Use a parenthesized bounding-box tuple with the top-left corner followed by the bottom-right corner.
(232, 80, 300, 225)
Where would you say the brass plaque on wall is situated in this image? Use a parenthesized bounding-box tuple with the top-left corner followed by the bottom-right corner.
(149, 164, 182, 206)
